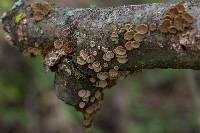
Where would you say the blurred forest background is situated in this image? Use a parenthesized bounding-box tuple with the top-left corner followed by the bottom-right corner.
(1, 0, 200, 133)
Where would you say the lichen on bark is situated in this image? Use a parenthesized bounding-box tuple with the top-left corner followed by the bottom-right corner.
(2, 0, 200, 128)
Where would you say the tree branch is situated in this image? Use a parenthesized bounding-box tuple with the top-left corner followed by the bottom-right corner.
(2, 0, 200, 127)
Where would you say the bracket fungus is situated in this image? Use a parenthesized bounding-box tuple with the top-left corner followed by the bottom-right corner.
(135, 24, 148, 34)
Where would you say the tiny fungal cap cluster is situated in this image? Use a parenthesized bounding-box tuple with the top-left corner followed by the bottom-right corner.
(159, 4, 194, 34)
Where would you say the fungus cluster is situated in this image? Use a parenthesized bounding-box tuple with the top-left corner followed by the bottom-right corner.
(103, 51, 115, 61)
(111, 25, 119, 42)
(159, 4, 194, 34)
(75, 22, 158, 127)
(31, 2, 52, 21)
(122, 23, 149, 54)
(77, 88, 103, 127)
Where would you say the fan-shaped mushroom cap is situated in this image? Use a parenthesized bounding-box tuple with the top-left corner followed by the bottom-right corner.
(160, 19, 172, 33)
(149, 23, 157, 32)
(77, 56, 86, 65)
(124, 30, 135, 41)
(117, 57, 128, 64)
(80, 50, 89, 60)
(181, 12, 194, 24)
(86, 55, 95, 63)
(114, 46, 127, 56)
(54, 40, 63, 49)
(109, 69, 119, 78)
(134, 33, 145, 42)
(96, 80, 108, 88)
(79, 102, 86, 109)
(97, 72, 109, 80)
(78, 89, 86, 98)
(135, 24, 148, 34)
(168, 26, 177, 34)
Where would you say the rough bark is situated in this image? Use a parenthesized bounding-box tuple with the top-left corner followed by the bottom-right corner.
(2, 0, 200, 127)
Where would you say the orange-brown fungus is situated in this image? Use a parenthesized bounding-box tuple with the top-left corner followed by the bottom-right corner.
(63, 42, 75, 54)
(181, 12, 194, 24)
(168, 26, 177, 34)
(31, 2, 52, 21)
(164, 15, 173, 20)
(160, 19, 172, 33)
(160, 4, 194, 34)
(54, 40, 63, 49)
(175, 4, 185, 13)
(23, 47, 41, 57)
(63, 28, 71, 37)
(174, 16, 184, 31)
(165, 9, 178, 19)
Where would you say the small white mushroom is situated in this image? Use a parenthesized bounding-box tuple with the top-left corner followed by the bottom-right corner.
(98, 46, 101, 50)
(102, 47, 108, 52)
(92, 61, 101, 68)
(116, 54, 127, 58)
(125, 41, 134, 51)
(90, 41, 96, 48)
(77, 56, 86, 65)
(93, 66, 102, 73)
(79, 102, 86, 109)
(103, 54, 112, 62)
(103, 51, 114, 61)
(105, 51, 115, 59)
(78, 89, 86, 98)
(97, 72, 109, 80)
(96, 80, 108, 88)
(103, 63, 109, 68)
(84, 90, 91, 98)
(88, 64, 94, 70)
(86, 55, 95, 63)
(93, 51, 98, 56)
(109, 69, 118, 78)
(92, 61, 102, 72)
(114, 46, 126, 56)
(82, 97, 89, 102)
(80, 50, 89, 60)
(114, 66, 119, 71)
(117, 57, 128, 64)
